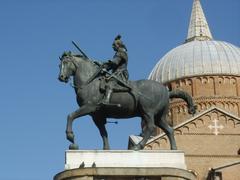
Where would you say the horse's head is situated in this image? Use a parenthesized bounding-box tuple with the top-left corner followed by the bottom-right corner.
(58, 51, 77, 83)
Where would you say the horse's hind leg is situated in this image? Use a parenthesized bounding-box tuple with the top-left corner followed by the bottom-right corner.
(92, 115, 110, 150)
(132, 113, 155, 150)
(156, 109, 177, 150)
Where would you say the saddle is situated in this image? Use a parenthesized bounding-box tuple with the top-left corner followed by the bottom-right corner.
(99, 74, 131, 93)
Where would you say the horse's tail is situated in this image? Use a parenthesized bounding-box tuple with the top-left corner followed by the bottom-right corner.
(169, 89, 197, 115)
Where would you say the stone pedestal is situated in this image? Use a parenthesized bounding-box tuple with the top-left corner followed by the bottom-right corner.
(54, 150, 197, 180)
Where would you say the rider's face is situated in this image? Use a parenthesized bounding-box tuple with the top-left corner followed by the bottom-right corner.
(112, 43, 119, 51)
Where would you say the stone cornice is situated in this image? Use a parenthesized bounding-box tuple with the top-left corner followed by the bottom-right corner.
(164, 74, 240, 86)
(185, 155, 240, 158)
(170, 96, 240, 107)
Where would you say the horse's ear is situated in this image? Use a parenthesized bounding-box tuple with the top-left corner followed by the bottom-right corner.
(59, 56, 61, 61)
(62, 51, 71, 55)
(62, 51, 67, 57)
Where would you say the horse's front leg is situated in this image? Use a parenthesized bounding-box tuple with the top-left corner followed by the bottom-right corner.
(66, 104, 96, 149)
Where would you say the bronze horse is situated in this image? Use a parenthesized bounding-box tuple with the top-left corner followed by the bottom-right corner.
(58, 52, 196, 150)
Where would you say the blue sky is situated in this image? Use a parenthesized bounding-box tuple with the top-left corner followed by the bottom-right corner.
(0, 0, 239, 179)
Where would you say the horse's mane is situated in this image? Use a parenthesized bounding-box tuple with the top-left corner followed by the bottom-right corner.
(71, 54, 100, 69)
(72, 54, 86, 59)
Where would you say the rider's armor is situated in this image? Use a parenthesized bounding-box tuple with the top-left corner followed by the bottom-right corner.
(100, 35, 129, 106)
(110, 48, 129, 81)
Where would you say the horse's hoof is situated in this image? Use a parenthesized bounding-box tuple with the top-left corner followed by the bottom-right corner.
(66, 132, 75, 143)
(132, 147, 140, 151)
(130, 144, 143, 151)
(131, 147, 139, 151)
(103, 146, 110, 150)
(69, 143, 79, 150)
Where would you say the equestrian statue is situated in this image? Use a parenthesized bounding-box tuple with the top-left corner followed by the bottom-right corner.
(58, 35, 196, 150)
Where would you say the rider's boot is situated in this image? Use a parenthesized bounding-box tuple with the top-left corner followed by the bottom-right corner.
(99, 88, 121, 107)
(102, 88, 113, 105)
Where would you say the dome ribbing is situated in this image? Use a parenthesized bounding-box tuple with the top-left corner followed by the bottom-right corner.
(149, 41, 240, 83)
(149, 0, 240, 83)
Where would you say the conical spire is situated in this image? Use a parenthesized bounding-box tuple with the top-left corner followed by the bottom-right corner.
(186, 0, 213, 42)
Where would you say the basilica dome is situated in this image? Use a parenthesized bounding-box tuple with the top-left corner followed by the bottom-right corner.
(149, 0, 240, 84)
(141, 1, 240, 179)
(149, 40, 240, 83)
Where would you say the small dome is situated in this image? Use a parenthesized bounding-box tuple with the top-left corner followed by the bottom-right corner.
(149, 40, 240, 83)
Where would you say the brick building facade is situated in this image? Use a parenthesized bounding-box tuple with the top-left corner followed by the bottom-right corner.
(145, 0, 240, 179)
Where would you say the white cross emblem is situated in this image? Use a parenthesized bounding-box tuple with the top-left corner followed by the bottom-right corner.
(208, 119, 224, 135)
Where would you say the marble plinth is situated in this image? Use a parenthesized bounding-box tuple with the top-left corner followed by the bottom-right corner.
(64, 150, 187, 170)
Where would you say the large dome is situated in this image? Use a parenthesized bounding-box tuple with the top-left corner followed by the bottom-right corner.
(149, 0, 240, 84)
(149, 40, 240, 83)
